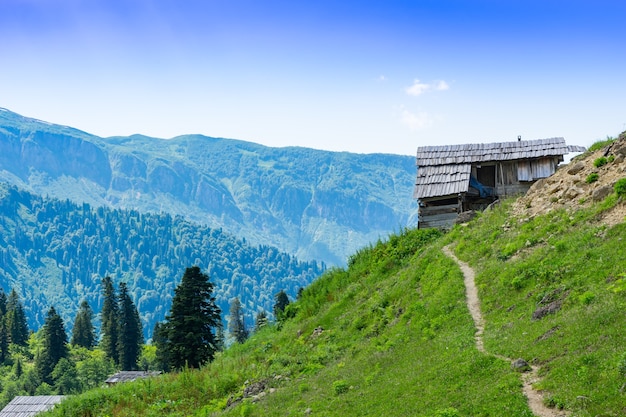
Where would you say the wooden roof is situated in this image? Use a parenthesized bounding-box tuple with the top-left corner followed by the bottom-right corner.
(414, 137, 586, 200)
(105, 371, 161, 384)
(0, 396, 65, 417)
(416, 137, 584, 166)
(413, 164, 471, 200)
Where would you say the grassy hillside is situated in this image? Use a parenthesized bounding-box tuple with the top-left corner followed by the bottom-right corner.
(44, 159, 626, 416)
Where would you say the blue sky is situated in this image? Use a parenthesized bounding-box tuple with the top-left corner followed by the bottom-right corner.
(1, 0, 624, 155)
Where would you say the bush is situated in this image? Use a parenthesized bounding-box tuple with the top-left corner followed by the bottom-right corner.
(578, 291, 595, 305)
(594, 157, 608, 168)
(332, 380, 349, 395)
(614, 178, 626, 198)
(434, 408, 460, 417)
(586, 173, 599, 184)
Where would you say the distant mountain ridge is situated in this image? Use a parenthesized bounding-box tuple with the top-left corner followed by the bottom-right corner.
(0, 108, 417, 266)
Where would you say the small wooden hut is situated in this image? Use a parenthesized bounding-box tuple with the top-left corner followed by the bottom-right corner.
(414, 137, 585, 229)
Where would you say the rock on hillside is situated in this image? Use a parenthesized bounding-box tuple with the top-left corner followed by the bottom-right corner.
(513, 131, 626, 224)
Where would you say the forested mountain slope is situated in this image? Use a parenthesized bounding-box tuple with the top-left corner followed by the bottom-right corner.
(0, 108, 417, 266)
(45, 139, 626, 416)
(0, 183, 322, 336)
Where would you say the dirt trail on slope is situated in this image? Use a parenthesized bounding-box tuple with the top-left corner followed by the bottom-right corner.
(442, 245, 568, 417)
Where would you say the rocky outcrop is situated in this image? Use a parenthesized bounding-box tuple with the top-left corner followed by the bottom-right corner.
(513, 132, 626, 226)
(0, 129, 112, 188)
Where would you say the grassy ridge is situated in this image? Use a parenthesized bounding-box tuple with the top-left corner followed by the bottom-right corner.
(450, 198, 626, 415)
(45, 195, 626, 416)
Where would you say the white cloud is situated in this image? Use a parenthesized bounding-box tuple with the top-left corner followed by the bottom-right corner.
(406, 79, 431, 96)
(378, 75, 387, 82)
(405, 78, 450, 96)
(401, 109, 433, 131)
(434, 80, 450, 91)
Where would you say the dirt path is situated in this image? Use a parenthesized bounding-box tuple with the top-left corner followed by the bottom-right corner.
(442, 245, 568, 417)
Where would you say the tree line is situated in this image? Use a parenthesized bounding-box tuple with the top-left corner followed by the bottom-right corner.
(0, 183, 323, 337)
(0, 277, 143, 405)
(0, 265, 295, 407)
(154, 266, 293, 371)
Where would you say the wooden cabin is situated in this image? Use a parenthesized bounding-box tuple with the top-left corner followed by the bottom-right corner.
(414, 137, 586, 229)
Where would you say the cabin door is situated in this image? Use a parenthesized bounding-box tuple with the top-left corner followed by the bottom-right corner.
(476, 165, 496, 187)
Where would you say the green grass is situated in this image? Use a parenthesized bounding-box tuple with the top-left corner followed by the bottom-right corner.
(587, 136, 616, 152)
(44, 198, 626, 416)
(449, 198, 626, 416)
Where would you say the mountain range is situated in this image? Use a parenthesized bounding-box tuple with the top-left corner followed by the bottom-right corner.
(0, 108, 417, 266)
(0, 107, 417, 334)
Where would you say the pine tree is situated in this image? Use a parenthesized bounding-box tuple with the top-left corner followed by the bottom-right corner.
(159, 266, 221, 369)
(153, 322, 171, 372)
(215, 321, 225, 352)
(6, 289, 29, 346)
(71, 300, 96, 349)
(100, 277, 119, 365)
(117, 282, 143, 371)
(254, 310, 268, 332)
(228, 297, 248, 344)
(0, 289, 7, 316)
(36, 306, 69, 385)
(0, 289, 7, 364)
(273, 290, 290, 321)
(13, 356, 22, 378)
(0, 320, 8, 364)
(152, 322, 170, 372)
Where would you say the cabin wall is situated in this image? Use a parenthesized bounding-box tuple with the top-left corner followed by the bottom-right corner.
(418, 197, 460, 229)
(494, 157, 559, 197)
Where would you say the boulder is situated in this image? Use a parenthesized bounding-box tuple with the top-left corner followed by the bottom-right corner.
(613, 144, 626, 157)
(532, 300, 562, 320)
(564, 187, 582, 200)
(592, 185, 613, 202)
(567, 162, 585, 175)
(511, 358, 532, 372)
(243, 380, 267, 398)
(455, 210, 476, 224)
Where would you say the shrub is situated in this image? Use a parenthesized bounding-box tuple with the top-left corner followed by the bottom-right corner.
(585, 173, 599, 184)
(239, 402, 255, 417)
(434, 408, 460, 417)
(594, 157, 608, 168)
(332, 380, 349, 395)
(544, 396, 566, 410)
(614, 178, 626, 198)
(578, 291, 595, 305)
